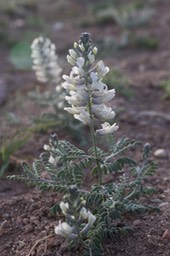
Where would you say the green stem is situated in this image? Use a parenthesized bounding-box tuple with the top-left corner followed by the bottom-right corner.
(84, 54, 103, 185)
(89, 114, 102, 185)
(87, 89, 102, 185)
(72, 208, 84, 247)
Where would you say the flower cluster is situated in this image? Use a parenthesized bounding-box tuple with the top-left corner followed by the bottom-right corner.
(31, 37, 67, 110)
(55, 185, 96, 240)
(62, 32, 118, 135)
(31, 36, 62, 85)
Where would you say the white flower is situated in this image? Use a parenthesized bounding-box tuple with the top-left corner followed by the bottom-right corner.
(80, 211, 96, 235)
(65, 90, 88, 106)
(87, 211, 96, 226)
(79, 44, 85, 51)
(79, 207, 88, 219)
(64, 106, 86, 115)
(96, 122, 119, 135)
(93, 47, 98, 55)
(62, 81, 76, 91)
(55, 221, 75, 238)
(70, 66, 84, 77)
(88, 52, 95, 64)
(62, 68, 85, 91)
(69, 49, 77, 59)
(48, 155, 60, 165)
(96, 61, 110, 79)
(93, 89, 115, 104)
(62, 74, 78, 86)
(74, 42, 78, 48)
(76, 57, 84, 68)
(92, 104, 116, 120)
(74, 110, 91, 125)
(90, 72, 98, 83)
(60, 202, 69, 215)
(66, 55, 76, 66)
(91, 80, 108, 92)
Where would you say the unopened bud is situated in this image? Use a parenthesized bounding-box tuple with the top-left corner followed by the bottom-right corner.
(74, 42, 78, 48)
(143, 143, 151, 160)
(79, 44, 85, 52)
(93, 47, 98, 55)
(80, 32, 91, 45)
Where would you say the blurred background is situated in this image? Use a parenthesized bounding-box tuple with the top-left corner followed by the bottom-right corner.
(0, 0, 167, 72)
(0, 0, 170, 175)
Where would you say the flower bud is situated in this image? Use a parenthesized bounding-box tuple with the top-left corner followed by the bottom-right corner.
(74, 42, 78, 48)
(55, 221, 74, 238)
(60, 202, 69, 215)
(93, 47, 98, 55)
(79, 44, 85, 52)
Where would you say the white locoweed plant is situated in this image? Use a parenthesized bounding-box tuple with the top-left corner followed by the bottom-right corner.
(9, 33, 158, 255)
(31, 36, 62, 84)
(29, 36, 75, 132)
(30, 36, 65, 110)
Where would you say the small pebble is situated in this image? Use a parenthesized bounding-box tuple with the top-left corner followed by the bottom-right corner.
(162, 229, 170, 240)
(133, 219, 141, 226)
(24, 224, 34, 234)
(48, 237, 58, 247)
(154, 149, 167, 158)
(22, 218, 29, 225)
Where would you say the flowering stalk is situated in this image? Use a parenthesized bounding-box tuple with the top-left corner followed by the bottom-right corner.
(62, 33, 118, 185)
(55, 185, 96, 244)
(31, 36, 62, 85)
(30, 37, 67, 112)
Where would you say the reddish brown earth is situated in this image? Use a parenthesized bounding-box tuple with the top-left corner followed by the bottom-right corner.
(0, 1, 170, 255)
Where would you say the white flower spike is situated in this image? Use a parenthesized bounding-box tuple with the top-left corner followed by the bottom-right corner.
(31, 36, 62, 84)
(62, 32, 118, 134)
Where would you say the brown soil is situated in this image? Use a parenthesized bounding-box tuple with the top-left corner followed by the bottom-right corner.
(0, 1, 170, 255)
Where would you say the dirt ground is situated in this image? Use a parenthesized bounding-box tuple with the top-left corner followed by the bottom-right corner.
(0, 0, 170, 255)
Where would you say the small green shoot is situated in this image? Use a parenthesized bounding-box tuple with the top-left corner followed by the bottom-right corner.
(0, 132, 30, 177)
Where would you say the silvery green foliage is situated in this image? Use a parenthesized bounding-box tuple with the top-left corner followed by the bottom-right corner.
(11, 133, 157, 254)
(31, 36, 62, 84)
(63, 33, 118, 135)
